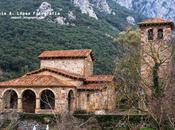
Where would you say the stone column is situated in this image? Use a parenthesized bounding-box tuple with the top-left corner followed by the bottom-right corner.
(17, 98, 23, 112)
(35, 98, 40, 113)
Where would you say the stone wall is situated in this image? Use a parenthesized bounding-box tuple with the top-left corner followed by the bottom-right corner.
(77, 86, 116, 112)
(140, 25, 172, 42)
(40, 57, 93, 76)
(84, 55, 93, 77)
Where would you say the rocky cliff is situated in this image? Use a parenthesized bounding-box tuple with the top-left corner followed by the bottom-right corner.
(115, 0, 175, 21)
(73, 0, 111, 19)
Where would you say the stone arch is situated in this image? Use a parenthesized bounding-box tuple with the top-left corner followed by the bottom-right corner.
(68, 90, 75, 112)
(22, 89, 36, 113)
(21, 88, 38, 98)
(3, 89, 18, 109)
(39, 88, 56, 98)
(40, 89, 55, 109)
(2, 88, 19, 98)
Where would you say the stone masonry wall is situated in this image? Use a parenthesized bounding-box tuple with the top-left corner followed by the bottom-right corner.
(40, 56, 94, 77)
(77, 86, 115, 112)
(40, 58, 86, 76)
(84, 55, 93, 77)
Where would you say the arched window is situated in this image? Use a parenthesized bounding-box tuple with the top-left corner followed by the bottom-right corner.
(40, 90, 55, 109)
(157, 29, 163, 39)
(3, 90, 18, 109)
(68, 90, 74, 112)
(148, 29, 154, 40)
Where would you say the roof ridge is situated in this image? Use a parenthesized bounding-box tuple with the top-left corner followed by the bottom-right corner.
(41, 49, 92, 52)
(38, 49, 95, 60)
(138, 18, 174, 24)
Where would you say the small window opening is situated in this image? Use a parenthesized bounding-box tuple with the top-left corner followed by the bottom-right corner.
(87, 94, 90, 102)
(157, 29, 163, 39)
(148, 29, 154, 40)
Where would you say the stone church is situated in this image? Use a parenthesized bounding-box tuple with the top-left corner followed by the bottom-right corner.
(0, 18, 174, 114)
(0, 49, 115, 114)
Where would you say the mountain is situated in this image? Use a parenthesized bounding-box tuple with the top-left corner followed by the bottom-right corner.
(0, 0, 143, 81)
(114, 0, 175, 21)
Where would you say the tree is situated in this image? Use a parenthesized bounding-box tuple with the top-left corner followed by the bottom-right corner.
(114, 28, 142, 111)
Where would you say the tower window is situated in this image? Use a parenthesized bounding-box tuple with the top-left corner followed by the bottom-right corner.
(157, 29, 163, 40)
(148, 29, 154, 40)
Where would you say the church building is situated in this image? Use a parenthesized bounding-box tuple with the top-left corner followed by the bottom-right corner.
(0, 49, 115, 114)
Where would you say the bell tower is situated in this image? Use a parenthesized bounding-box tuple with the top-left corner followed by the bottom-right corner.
(138, 18, 174, 95)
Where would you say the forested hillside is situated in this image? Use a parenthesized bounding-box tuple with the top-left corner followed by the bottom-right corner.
(0, 0, 143, 81)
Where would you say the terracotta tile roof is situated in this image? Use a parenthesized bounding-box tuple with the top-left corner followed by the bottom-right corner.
(38, 49, 95, 60)
(0, 75, 75, 87)
(27, 67, 84, 80)
(27, 67, 113, 82)
(138, 18, 174, 29)
(85, 75, 113, 82)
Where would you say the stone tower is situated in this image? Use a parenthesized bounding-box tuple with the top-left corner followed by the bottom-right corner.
(138, 18, 174, 95)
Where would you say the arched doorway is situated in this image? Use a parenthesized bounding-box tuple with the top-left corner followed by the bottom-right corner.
(68, 90, 74, 112)
(3, 90, 18, 109)
(22, 90, 36, 113)
(40, 90, 55, 109)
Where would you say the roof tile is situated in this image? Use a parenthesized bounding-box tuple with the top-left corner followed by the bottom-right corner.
(0, 75, 74, 87)
(39, 49, 95, 60)
(138, 18, 174, 29)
